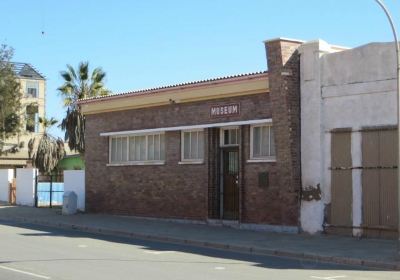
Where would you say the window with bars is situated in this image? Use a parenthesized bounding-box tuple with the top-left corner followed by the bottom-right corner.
(250, 124, 276, 160)
(181, 130, 204, 161)
(110, 133, 165, 164)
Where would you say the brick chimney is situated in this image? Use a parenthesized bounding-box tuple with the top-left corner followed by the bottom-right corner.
(264, 38, 303, 225)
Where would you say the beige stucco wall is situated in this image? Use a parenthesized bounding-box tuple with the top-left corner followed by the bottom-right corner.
(0, 77, 46, 167)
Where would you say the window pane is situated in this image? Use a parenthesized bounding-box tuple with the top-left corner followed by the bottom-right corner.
(261, 126, 270, 156)
(111, 138, 117, 162)
(112, 133, 166, 163)
(148, 135, 154, 160)
(129, 136, 135, 161)
(134, 136, 141, 161)
(121, 137, 128, 162)
(270, 127, 276, 156)
(230, 129, 238, 144)
(224, 130, 229, 145)
(154, 134, 160, 160)
(26, 105, 38, 132)
(198, 131, 204, 159)
(26, 81, 38, 97)
(139, 136, 146, 161)
(253, 127, 261, 157)
(190, 131, 198, 159)
(160, 134, 165, 160)
(183, 132, 190, 159)
(116, 137, 122, 162)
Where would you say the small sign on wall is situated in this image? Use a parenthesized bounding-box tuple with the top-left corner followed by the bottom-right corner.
(210, 103, 240, 118)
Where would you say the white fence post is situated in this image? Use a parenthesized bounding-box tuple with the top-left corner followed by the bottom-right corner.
(64, 170, 85, 211)
(16, 168, 36, 206)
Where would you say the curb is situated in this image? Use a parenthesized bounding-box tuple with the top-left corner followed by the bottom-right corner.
(1, 216, 399, 271)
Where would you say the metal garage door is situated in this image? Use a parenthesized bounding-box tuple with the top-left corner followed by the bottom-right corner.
(330, 131, 353, 235)
(362, 129, 398, 238)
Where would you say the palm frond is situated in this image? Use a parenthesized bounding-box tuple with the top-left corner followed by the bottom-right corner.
(66, 64, 77, 80)
(60, 71, 72, 82)
(79, 61, 89, 81)
(58, 61, 109, 154)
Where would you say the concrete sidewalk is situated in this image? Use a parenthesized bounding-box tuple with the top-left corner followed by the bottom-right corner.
(0, 203, 399, 270)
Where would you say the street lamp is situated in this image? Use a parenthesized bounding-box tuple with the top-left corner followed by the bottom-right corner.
(374, 0, 400, 258)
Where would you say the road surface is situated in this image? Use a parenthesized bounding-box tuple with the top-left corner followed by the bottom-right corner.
(0, 221, 398, 280)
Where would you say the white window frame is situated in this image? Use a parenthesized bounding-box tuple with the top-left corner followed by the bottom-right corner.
(26, 81, 39, 98)
(108, 132, 165, 166)
(219, 126, 239, 147)
(180, 129, 204, 164)
(249, 123, 276, 162)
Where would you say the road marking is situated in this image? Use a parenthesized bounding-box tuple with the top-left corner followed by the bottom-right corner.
(143, 250, 176, 255)
(311, 276, 347, 280)
(0, 265, 51, 279)
(214, 266, 226, 270)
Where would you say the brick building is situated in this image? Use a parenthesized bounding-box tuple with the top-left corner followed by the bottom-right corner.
(79, 38, 302, 231)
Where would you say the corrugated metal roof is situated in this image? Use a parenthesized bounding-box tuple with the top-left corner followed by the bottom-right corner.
(10, 62, 45, 79)
(0, 159, 29, 166)
(79, 70, 268, 104)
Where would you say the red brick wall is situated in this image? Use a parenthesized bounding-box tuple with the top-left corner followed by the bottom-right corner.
(84, 39, 302, 226)
(263, 38, 302, 226)
(85, 93, 273, 220)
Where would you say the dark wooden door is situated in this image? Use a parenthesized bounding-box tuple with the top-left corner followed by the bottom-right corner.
(222, 149, 239, 220)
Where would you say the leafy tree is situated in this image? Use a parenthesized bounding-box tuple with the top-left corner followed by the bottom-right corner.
(28, 117, 65, 174)
(0, 44, 22, 154)
(58, 62, 109, 153)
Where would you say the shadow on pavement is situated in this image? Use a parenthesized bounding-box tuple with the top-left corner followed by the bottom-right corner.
(0, 220, 387, 272)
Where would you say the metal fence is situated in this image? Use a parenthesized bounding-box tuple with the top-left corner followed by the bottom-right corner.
(35, 173, 64, 208)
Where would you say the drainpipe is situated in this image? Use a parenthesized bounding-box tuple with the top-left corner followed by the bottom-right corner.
(374, 0, 400, 259)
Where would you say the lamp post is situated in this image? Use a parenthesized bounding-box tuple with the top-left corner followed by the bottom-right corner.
(374, 0, 400, 258)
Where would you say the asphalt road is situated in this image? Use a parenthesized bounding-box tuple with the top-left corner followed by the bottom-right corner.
(0, 221, 399, 280)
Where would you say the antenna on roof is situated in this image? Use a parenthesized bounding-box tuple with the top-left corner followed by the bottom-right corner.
(40, 0, 46, 36)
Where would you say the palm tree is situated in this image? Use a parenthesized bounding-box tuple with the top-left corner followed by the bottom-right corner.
(28, 117, 65, 174)
(58, 62, 109, 153)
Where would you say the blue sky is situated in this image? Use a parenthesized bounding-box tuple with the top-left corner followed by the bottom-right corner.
(1, 0, 400, 137)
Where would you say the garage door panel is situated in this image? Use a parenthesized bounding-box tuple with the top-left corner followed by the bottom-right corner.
(330, 132, 352, 236)
(362, 169, 380, 238)
(379, 130, 397, 167)
(362, 131, 379, 167)
(362, 129, 398, 239)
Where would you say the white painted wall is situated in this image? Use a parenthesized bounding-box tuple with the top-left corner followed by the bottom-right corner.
(64, 170, 85, 211)
(0, 169, 13, 202)
(299, 41, 397, 235)
(15, 168, 36, 206)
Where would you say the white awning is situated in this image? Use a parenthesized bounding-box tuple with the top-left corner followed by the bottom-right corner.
(100, 118, 272, 137)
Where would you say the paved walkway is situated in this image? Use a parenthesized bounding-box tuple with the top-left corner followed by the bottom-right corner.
(0, 203, 399, 270)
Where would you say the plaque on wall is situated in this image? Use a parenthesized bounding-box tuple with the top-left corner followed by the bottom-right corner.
(258, 172, 269, 189)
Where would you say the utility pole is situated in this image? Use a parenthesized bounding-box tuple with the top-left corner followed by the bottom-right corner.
(374, 0, 400, 258)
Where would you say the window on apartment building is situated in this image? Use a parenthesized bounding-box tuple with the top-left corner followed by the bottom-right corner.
(181, 129, 204, 161)
(26, 81, 39, 98)
(250, 123, 276, 160)
(220, 127, 239, 147)
(110, 133, 165, 164)
(25, 105, 39, 133)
